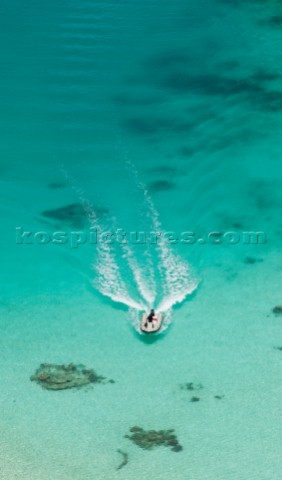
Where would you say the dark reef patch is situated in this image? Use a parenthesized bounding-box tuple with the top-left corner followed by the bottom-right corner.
(41, 203, 87, 228)
(272, 306, 282, 315)
(180, 382, 203, 391)
(41, 203, 108, 228)
(254, 90, 282, 112)
(244, 256, 263, 264)
(163, 72, 262, 97)
(48, 181, 67, 189)
(147, 65, 282, 113)
(250, 69, 282, 83)
(30, 363, 110, 390)
(180, 383, 203, 402)
(190, 396, 200, 402)
(178, 146, 195, 158)
(171, 444, 183, 452)
(123, 116, 195, 137)
(124, 46, 282, 151)
(125, 427, 183, 452)
(248, 179, 281, 211)
(116, 449, 128, 471)
(259, 15, 282, 27)
(147, 180, 175, 193)
(214, 395, 225, 400)
(218, 217, 245, 230)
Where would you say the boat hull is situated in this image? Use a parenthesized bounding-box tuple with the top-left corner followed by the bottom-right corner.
(140, 313, 163, 333)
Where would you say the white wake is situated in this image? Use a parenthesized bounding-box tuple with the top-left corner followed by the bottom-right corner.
(62, 162, 199, 333)
(92, 169, 199, 333)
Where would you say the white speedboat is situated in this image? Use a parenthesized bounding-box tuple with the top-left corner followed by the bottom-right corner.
(140, 312, 163, 333)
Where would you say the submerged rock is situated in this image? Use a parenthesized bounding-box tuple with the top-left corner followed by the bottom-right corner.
(42, 203, 86, 228)
(41, 203, 108, 228)
(116, 449, 128, 471)
(180, 382, 203, 391)
(259, 15, 282, 28)
(272, 306, 282, 315)
(172, 444, 183, 452)
(190, 396, 200, 402)
(148, 180, 174, 193)
(244, 256, 263, 264)
(30, 363, 106, 390)
(130, 426, 144, 433)
(125, 427, 182, 452)
(48, 181, 66, 189)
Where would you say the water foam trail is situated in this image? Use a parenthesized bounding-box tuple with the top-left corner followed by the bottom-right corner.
(140, 177, 199, 313)
(95, 239, 145, 310)
(86, 212, 146, 310)
(63, 161, 199, 332)
(120, 159, 199, 329)
(61, 167, 146, 310)
(122, 244, 156, 306)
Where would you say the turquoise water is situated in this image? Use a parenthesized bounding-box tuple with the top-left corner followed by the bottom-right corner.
(1, 0, 282, 478)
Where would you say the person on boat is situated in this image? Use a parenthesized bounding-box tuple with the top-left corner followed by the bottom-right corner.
(142, 309, 162, 331)
(147, 309, 155, 322)
(144, 309, 156, 328)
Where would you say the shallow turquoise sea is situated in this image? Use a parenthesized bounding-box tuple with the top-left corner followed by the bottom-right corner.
(1, 1, 282, 478)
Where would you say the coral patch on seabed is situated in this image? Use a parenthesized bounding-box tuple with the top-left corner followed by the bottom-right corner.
(148, 180, 174, 193)
(180, 382, 225, 401)
(41, 203, 108, 228)
(180, 382, 203, 402)
(125, 426, 183, 452)
(30, 363, 111, 390)
(116, 449, 128, 471)
(41, 203, 87, 228)
(244, 256, 263, 264)
(190, 396, 200, 402)
(48, 181, 67, 189)
(259, 15, 282, 28)
(272, 306, 282, 315)
(180, 382, 203, 391)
